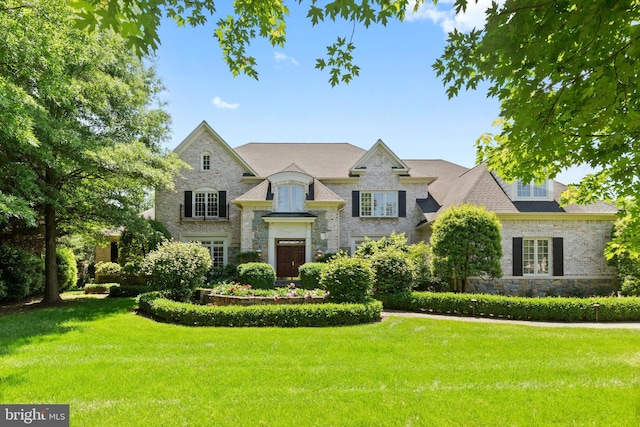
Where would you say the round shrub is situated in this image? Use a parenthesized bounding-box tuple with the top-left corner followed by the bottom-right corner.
(141, 241, 212, 302)
(299, 262, 327, 289)
(320, 253, 374, 303)
(0, 244, 44, 302)
(370, 249, 415, 295)
(94, 261, 122, 284)
(56, 247, 78, 291)
(237, 262, 276, 290)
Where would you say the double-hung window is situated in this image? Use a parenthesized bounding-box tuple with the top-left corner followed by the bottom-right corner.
(194, 191, 218, 217)
(523, 238, 550, 275)
(360, 191, 398, 217)
(516, 180, 548, 198)
(277, 185, 304, 212)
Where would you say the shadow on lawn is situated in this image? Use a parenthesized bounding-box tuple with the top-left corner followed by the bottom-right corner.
(0, 296, 136, 356)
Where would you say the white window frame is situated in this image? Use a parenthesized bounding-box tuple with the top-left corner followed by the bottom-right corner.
(202, 152, 211, 171)
(193, 189, 218, 218)
(186, 237, 227, 268)
(360, 191, 398, 217)
(522, 237, 551, 276)
(514, 180, 552, 200)
(276, 184, 304, 212)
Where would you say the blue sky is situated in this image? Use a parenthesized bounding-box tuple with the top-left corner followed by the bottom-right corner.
(152, 1, 589, 184)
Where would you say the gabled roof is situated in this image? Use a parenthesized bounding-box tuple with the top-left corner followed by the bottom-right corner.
(417, 163, 617, 224)
(174, 121, 257, 176)
(350, 139, 409, 174)
(234, 142, 366, 178)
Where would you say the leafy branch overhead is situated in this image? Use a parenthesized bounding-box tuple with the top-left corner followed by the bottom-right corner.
(68, 0, 412, 86)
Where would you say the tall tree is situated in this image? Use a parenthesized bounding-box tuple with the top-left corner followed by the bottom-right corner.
(433, 1, 640, 255)
(430, 204, 502, 293)
(0, 1, 184, 303)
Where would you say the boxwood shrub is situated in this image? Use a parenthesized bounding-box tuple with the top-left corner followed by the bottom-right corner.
(378, 291, 640, 322)
(320, 254, 373, 303)
(84, 283, 119, 294)
(236, 262, 276, 290)
(137, 292, 382, 327)
(298, 262, 326, 289)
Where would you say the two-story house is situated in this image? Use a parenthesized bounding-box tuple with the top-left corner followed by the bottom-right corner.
(155, 121, 618, 296)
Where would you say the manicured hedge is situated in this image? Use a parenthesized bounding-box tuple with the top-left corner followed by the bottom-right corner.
(137, 292, 382, 327)
(84, 283, 119, 294)
(378, 292, 640, 322)
(109, 285, 152, 297)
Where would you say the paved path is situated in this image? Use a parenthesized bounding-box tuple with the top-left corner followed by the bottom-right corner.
(382, 310, 640, 329)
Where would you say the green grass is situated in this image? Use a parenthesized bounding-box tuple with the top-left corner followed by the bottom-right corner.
(1, 296, 639, 426)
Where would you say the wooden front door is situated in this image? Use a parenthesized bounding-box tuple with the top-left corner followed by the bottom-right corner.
(276, 240, 305, 277)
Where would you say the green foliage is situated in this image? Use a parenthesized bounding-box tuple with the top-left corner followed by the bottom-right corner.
(141, 241, 212, 302)
(320, 253, 374, 303)
(315, 252, 337, 263)
(236, 262, 276, 290)
(619, 276, 640, 297)
(298, 262, 327, 289)
(0, 245, 44, 302)
(56, 247, 78, 291)
(379, 292, 640, 322)
(0, 0, 184, 302)
(369, 249, 415, 295)
(235, 251, 261, 264)
(208, 283, 327, 298)
(407, 241, 447, 291)
(206, 263, 238, 285)
(430, 204, 502, 292)
(137, 292, 382, 327)
(95, 262, 122, 276)
(119, 218, 171, 272)
(354, 232, 410, 258)
(84, 283, 119, 294)
(434, 1, 639, 254)
(108, 284, 151, 297)
(70, 0, 409, 86)
(607, 216, 640, 295)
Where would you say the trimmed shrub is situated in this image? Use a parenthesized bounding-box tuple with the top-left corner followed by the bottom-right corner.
(237, 262, 276, 290)
(320, 253, 374, 303)
(141, 241, 212, 302)
(95, 261, 122, 276)
(56, 247, 78, 291)
(370, 249, 415, 295)
(378, 291, 640, 322)
(109, 284, 151, 297)
(0, 244, 44, 302)
(299, 263, 327, 289)
(137, 292, 382, 327)
(84, 283, 119, 294)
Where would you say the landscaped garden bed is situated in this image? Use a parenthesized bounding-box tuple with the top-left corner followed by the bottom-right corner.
(197, 282, 327, 306)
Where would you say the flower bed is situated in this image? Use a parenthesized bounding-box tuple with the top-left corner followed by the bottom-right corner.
(197, 282, 328, 306)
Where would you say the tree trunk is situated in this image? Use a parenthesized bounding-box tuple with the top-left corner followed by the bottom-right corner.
(461, 277, 467, 293)
(42, 169, 61, 304)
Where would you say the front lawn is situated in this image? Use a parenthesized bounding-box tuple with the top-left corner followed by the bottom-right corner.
(1, 296, 639, 426)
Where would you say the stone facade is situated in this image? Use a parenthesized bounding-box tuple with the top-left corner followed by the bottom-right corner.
(155, 121, 617, 293)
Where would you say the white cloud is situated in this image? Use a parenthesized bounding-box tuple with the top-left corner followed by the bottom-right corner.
(405, 0, 504, 34)
(274, 51, 299, 66)
(211, 96, 240, 110)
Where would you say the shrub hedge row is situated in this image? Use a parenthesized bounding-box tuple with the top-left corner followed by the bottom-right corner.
(109, 285, 152, 297)
(137, 292, 382, 327)
(84, 283, 119, 294)
(378, 292, 640, 322)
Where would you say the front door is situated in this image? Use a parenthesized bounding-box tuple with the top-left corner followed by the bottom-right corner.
(276, 240, 305, 277)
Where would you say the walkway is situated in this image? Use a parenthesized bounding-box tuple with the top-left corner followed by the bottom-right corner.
(382, 310, 640, 329)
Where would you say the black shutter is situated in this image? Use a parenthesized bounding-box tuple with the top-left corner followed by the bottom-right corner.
(184, 191, 192, 218)
(398, 191, 406, 217)
(352, 191, 360, 217)
(513, 237, 523, 276)
(553, 237, 564, 276)
(266, 183, 274, 200)
(307, 183, 314, 201)
(218, 191, 227, 218)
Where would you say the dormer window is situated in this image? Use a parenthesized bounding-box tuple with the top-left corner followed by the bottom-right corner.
(515, 180, 550, 199)
(277, 185, 304, 212)
(202, 152, 211, 171)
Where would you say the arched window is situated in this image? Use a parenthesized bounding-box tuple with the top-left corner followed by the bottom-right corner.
(277, 185, 304, 212)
